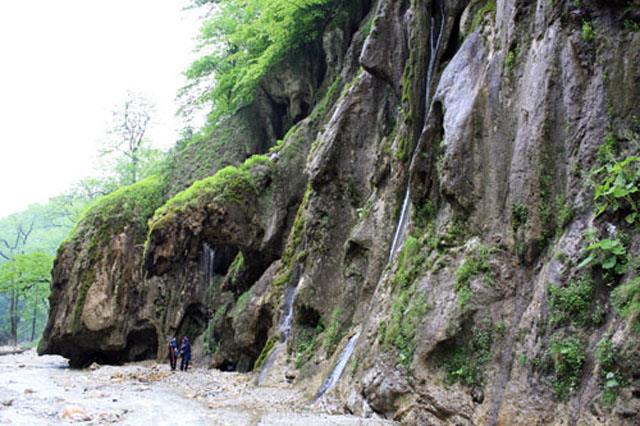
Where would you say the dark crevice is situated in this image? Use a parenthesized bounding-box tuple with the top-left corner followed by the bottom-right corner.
(297, 304, 322, 329)
(176, 303, 208, 344)
(441, 8, 463, 64)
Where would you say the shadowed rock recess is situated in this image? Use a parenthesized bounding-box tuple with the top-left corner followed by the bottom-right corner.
(40, 0, 640, 424)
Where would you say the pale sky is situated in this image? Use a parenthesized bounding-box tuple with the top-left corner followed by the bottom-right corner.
(0, 0, 204, 218)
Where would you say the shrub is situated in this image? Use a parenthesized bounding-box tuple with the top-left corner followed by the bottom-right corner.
(595, 336, 622, 404)
(577, 238, 628, 276)
(593, 156, 640, 224)
(548, 276, 598, 327)
(550, 336, 586, 400)
(511, 203, 529, 232)
(442, 327, 493, 387)
(581, 20, 596, 42)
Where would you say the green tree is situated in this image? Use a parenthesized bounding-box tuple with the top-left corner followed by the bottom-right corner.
(180, 0, 336, 123)
(0, 253, 52, 344)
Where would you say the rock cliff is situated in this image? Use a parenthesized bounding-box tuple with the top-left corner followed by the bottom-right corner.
(40, 0, 640, 424)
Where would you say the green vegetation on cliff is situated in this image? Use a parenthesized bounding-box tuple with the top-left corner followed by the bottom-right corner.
(68, 175, 166, 243)
(182, 0, 336, 122)
(151, 155, 270, 227)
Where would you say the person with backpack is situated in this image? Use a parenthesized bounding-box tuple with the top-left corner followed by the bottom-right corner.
(180, 336, 191, 371)
(168, 337, 178, 371)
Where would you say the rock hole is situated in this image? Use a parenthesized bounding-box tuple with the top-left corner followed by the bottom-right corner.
(297, 304, 322, 329)
(125, 326, 159, 362)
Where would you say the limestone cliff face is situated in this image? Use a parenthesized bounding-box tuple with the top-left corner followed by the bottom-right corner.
(41, 0, 640, 424)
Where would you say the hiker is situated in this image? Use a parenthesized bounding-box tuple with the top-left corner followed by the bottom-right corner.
(180, 336, 191, 371)
(168, 337, 178, 371)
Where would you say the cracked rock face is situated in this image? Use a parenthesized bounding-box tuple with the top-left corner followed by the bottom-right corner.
(40, 0, 640, 424)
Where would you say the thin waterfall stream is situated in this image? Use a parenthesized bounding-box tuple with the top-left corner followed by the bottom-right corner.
(315, 332, 360, 399)
(201, 243, 216, 286)
(257, 280, 299, 385)
(388, 1, 446, 261)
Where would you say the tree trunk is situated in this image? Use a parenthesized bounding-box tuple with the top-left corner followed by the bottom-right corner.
(9, 290, 18, 345)
(31, 299, 37, 342)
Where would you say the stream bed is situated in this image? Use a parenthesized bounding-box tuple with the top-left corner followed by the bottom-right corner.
(0, 350, 392, 425)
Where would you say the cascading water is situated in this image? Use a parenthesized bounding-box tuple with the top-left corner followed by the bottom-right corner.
(278, 284, 297, 340)
(257, 282, 299, 385)
(201, 243, 216, 285)
(388, 1, 446, 261)
(315, 332, 360, 399)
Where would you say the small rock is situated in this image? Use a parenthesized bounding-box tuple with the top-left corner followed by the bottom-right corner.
(24, 388, 35, 394)
(285, 370, 297, 382)
(18, 363, 26, 368)
(89, 362, 100, 371)
(1, 399, 14, 407)
(61, 406, 92, 422)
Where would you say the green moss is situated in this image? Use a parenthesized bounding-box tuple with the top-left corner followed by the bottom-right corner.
(612, 277, 640, 329)
(253, 335, 278, 371)
(323, 307, 342, 356)
(272, 185, 311, 288)
(454, 245, 494, 310)
(504, 47, 518, 72)
(152, 159, 260, 223)
(550, 335, 586, 400)
(581, 20, 596, 42)
(233, 290, 252, 316)
(310, 76, 344, 121)
(68, 175, 166, 243)
(228, 252, 245, 286)
(66, 176, 166, 328)
(361, 15, 375, 38)
(382, 285, 428, 369)
(471, 0, 496, 31)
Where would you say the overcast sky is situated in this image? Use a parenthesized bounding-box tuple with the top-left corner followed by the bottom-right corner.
(0, 0, 203, 218)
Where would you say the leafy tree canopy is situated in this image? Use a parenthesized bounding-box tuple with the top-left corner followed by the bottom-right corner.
(180, 0, 336, 124)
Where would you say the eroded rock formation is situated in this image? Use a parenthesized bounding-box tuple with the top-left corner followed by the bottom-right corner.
(40, 0, 640, 424)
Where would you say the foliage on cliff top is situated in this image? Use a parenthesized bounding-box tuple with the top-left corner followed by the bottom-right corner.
(151, 155, 271, 226)
(66, 175, 166, 244)
(181, 0, 337, 124)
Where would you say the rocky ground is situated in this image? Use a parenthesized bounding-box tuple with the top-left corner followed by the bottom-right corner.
(0, 350, 394, 425)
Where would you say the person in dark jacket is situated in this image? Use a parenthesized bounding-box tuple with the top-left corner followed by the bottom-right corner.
(168, 337, 178, 371)
(180, 336, 191, 371)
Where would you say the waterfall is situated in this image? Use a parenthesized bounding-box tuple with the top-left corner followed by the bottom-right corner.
(257, 281, 299, 385)
(278, 284, 297, 341)
(201, 243, 216, 285)
(388, 2, 446, 261)
(315, 332, 360, 399)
